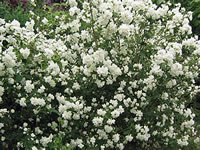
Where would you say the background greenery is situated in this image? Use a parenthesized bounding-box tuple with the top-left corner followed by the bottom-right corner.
(0, 1, 31, 26)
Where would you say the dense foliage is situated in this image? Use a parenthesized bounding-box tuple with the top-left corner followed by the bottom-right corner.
(0, 1, 31, 26)
(0, 0, 200, 150)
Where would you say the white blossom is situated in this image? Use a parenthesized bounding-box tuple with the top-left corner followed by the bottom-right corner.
(24, 80, 35, 93)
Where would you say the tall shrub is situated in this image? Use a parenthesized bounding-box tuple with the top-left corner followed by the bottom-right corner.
(0, 0, 200, 149)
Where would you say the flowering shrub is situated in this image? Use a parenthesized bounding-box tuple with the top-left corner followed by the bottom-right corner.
(0, 0, 200, 149)
(152, 0, 200, 37)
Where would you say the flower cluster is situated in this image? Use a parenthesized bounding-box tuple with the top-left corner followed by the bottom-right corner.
(0, 0, 200, 149)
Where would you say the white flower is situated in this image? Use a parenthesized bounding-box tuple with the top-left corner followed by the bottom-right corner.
(161, 92, 169, 100)
(177, 136, 189, 147)
(166, 79, 177, 88)
(82, 54, 93, 66)
(113, 134, 120, 143)
(180, 23, 192, 34)
(0, 18, 5, 25)
(0, 123, 4, 129)
(114, 94, 125, 101)
(182, 38, 196, 47)
(0, 0, 199, 149)
(25, 19, 35, 31)
(193, 48, 200, 55)
(62, 111, 72, 120)
(97, 109, 106, 116)
(38, 85, 45, 93)
(131, 1, 146, 11)
(108, 21, 117, 34)
(0, 63, 5, 76)
(40, 134, 53, 147)
(69, 7, 79, 16)
(30, 0, 36, 6)
(133, 64, 143, 70)
(19, 98, 27, 107)
(136, 125, 150, 141)
(120, 10, 133, 24)
(24, 80, 34, 93)
(20, 48, 30, 59)
(181, 119, 195, 129)
(173, 12, 183, 23)
(157, 5, 169, 17)
(98, 10, 112, 26)
(72, 82, 80, 90)
(126, 135, 133, 142)
(3, 53, 16, 68)
(92, 117, 104, 127)
(42, 18, 48, 24)
(69, 0, 78, 7)
(97, 66, 109, 77)
(90, 137, 96, 145)
(194, 137, 200, 144)
(104, 125, 113, 133)
(30, 97, 46, 106)
(7, 68, 15, 75)
(150, 64, 163, 76)
(70, 20, 81, 32)
(0, 86, 4, 97)
(35, 127, 43, 134)
(107, 119, 115, 125)
(118, 24, 130, 36)
(44, 76, 56, 87)
(1, 136, 5, 141)
(146, 7, 159, 20)
(95, 80, 105, 88)
(101, 145, 105, 150)
(109, 64, 122, 77)
(93, 49, 106, 63)
(10, 20, 21, 31)
(184, 109, 192, 117)
(111, 109, 120, 118)
(47, 61, 60, 76)
(44, 48, 54, 59)
(8, 78, 14, 84)
(170, 63, 183, 76)
(32, 146, 38, 150)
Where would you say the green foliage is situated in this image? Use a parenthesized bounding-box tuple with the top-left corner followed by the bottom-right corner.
(186, 0, 200, 36)
(0, 1, 31, 26)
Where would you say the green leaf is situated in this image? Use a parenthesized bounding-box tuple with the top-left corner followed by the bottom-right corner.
(49, 108, 60, 115)
(15, 74, 23, 83)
